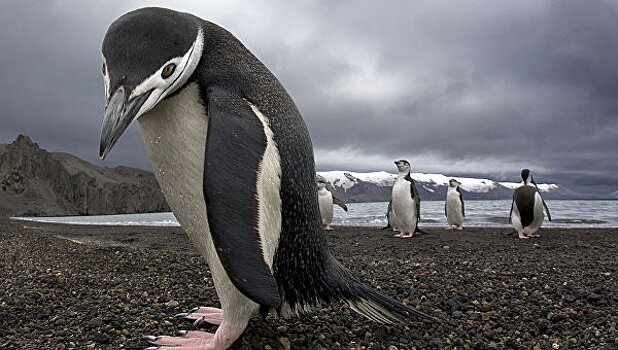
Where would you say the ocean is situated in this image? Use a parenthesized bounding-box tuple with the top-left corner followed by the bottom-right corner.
(13, 200, 618, 229)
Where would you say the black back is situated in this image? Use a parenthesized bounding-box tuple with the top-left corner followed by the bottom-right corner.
(513, 186, 537, 228)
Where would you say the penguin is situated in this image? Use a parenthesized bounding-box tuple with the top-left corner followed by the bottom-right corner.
(382, 200, 402, 232)
(316, 176, 348, 231)
(445, 179, 465, 230)
(99, 8, 434, 350)
(509, 169, 552, 239)
(390, 160, 425, 238)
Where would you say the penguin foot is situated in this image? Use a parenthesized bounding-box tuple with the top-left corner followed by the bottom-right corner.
(445, 226, 453, 230)
(518, 234, 529, 239)
(175, 306, 223, 326)
(528, 234, 540, 238)
(456, 226, 464, 231)
(393, 232, 403, 237)
(400, 233, 414, 238)
(143, 323, 246, 350)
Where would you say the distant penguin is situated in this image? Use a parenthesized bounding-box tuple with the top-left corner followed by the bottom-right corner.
(391, 160, 425, 238)
(445, 179, 465, 230)
(383, 200, 401, 232)
(316, 176, 348, 231)
(509, 169, 552, 239)
(100, 8, 434, 349)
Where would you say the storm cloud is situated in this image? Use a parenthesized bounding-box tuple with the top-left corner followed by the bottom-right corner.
(1, 0, 617, 194)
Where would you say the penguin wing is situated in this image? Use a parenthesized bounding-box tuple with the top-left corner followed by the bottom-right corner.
(508, 193, 515, 224)
(457, 187, 465, 217)
(410, 181, 421, 220)
(332, 197, 348, 211)
(534, 185, 552, 221)
(543, 199, 552, 221)
(203, 88, 281, 308)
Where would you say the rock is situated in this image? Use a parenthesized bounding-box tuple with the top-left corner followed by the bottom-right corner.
(278, 337, 291, 350)
(165, 300, 178, 307)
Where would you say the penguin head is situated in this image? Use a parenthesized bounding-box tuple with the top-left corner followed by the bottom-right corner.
(521, 169, 534, 185)
(394, 160, 411, 173)
(316, 175, 328, 190)
(449, 179, 461, 188)
(99, 7, 204, 159)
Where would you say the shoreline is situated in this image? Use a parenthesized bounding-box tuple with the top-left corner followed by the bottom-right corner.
(1, 217, 617, 349)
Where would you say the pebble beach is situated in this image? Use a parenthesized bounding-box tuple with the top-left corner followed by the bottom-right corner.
(1, 217, 617, 349)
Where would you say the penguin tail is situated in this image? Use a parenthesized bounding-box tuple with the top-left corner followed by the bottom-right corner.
(324, 255, 437, 324)
(414, 227, 429, 235)
(381, 225, 391, 231)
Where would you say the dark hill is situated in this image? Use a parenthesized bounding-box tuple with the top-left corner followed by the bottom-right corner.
(0, 135, 169, 216)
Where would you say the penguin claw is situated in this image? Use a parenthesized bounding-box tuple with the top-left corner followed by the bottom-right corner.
(191, 316, 205, 329)
(141, 335, 159, 342)
(174, 312, 189, 318)
(177, 330, 187, 336)
(144, 347, 159, 350)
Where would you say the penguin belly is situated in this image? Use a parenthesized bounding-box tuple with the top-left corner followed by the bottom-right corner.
(137, 83, 258, 325)
(388, 206, 401, 231)
(446, 192, 464, 226)
(318, 189, 334, 225)
(391, 179, 417, 232)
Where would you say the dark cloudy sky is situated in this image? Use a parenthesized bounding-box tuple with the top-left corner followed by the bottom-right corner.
(1, 1, 617, 194)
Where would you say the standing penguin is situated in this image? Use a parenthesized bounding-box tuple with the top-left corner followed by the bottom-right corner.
(390, 160, 424, 238)
(445, 179, 465, 230)
(509, 169, 552, 239)
(316, 176, 348, 231)
(99, 8, 433, 350)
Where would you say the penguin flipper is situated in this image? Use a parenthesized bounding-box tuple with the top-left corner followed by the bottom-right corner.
(543, 200, 552, 221)
(332, 197, 348, 211)
(534, 184, 552, 221)
(457, 187, 465, 217)
(203, 88, 281, 308)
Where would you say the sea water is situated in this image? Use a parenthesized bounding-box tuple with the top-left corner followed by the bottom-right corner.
(13, 200, 618, 229)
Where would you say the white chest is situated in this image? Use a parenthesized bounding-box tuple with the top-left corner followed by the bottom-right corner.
(137, 83, 213, 258)
(391, 177, 416, 227)
(317, 188, 333, 223)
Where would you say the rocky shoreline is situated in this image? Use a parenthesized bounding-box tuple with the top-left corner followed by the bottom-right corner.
(1, 217, 617, 349)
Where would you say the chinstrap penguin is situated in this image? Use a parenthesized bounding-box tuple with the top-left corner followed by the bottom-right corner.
(445, 179, 465, 230)
(390, 160, 426, 238)
(509, 169, 552, 239)
(316, 176, 348, 231)
(99, 8, 435, 350)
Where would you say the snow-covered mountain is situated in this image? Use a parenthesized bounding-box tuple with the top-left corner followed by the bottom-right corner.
(317, 171, 575, 202)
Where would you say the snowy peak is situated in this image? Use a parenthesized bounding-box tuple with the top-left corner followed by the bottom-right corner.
(316, 170, 566, 202)
(318, 171, 558, 193)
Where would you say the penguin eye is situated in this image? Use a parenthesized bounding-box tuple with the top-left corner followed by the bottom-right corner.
(161, 63, 176, 79)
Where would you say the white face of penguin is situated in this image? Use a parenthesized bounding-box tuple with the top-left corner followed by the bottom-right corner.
(395, 160, 410, 173)
(99, 29, 204, 159)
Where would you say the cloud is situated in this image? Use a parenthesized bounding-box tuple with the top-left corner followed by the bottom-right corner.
(1, 0, 617, 193)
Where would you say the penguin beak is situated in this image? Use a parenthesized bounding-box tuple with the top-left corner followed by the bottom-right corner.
(99, 86, 152, 159)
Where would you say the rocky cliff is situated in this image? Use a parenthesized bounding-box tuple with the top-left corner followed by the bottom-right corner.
(0, 135, 169, 216)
